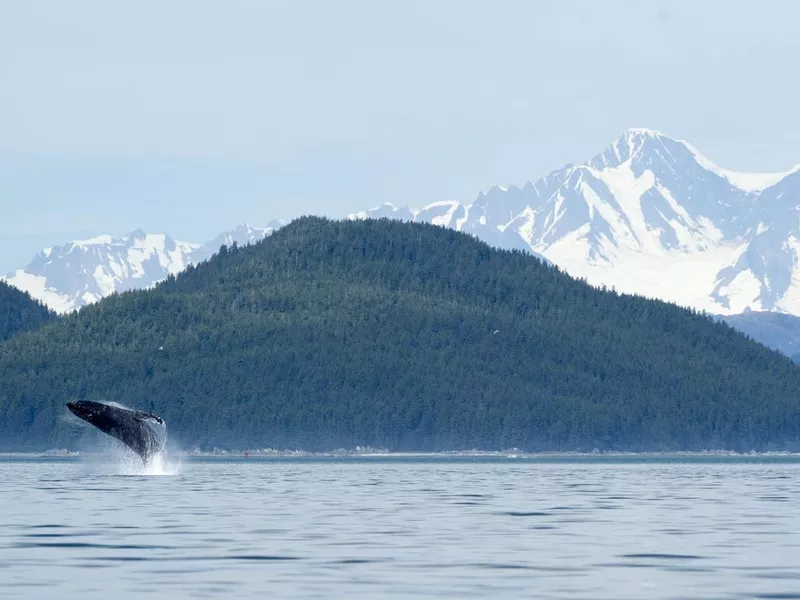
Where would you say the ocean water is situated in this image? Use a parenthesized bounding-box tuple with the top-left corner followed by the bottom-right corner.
(1, 455, 800, 599)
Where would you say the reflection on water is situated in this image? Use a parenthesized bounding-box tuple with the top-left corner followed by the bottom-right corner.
(1, 457, 800, 599)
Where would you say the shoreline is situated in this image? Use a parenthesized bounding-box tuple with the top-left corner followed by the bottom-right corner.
(3, 449, 800, 461)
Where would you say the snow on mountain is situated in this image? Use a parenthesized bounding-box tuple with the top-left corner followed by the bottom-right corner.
(3, 222, 287, 313)
(684, 140, 800, 193)
(351, 128, 800, 316)
(190, 220, 288, 264)
(3, 230, 199, 313)
(350, 200, 539, 257)
(8, 128, 800, 318)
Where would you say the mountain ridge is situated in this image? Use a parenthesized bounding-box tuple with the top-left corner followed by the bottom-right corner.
(0, 280, 58, 342)
(3, 220, 287, 313)
(2, 217, 800, 452)
(352, 128, 800, 316)
(6, 129, 800, 319)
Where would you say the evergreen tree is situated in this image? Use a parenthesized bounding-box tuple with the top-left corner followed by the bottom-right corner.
(1, 217, 799, 452)
(0, 280, 58, 341)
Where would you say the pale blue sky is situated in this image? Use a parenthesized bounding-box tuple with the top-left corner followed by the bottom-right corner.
(2, 0, 799, 272)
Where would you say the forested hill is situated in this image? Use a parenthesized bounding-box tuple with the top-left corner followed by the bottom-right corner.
(0, 280, 57, 342)
(2, 216, 800, 452)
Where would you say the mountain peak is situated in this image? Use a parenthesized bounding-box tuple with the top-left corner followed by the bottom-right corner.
(624, 127, 664, 137)
(587, 128, 685, 171)
(64, 234, 112, 249)
(8, 128, 800, 320)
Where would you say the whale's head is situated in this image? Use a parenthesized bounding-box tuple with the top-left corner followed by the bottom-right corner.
(66, 400, 108, 423)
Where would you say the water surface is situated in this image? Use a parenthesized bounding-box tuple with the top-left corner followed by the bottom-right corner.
(1, 456, 800, 599)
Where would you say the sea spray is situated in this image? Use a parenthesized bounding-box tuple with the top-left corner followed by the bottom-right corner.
(67, 399, 172, 472)
(75, 432, 182, 476)
(116, 447, 182, 476)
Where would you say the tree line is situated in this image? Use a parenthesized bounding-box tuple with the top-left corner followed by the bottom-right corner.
(1, 217, 799, 452)
(0, 280, 57, 342)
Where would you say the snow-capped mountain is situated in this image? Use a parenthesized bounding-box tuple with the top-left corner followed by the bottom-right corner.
(351, 128, 800, 316)
(189, 220, 287, 265)
(3, 231, 198, 314)
(7, 128, 800, 320)
(3, 221, 286, 313)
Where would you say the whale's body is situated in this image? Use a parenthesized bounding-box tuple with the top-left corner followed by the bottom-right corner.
(67, 400, 166, 463)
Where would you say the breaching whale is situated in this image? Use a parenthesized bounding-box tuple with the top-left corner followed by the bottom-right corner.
(67, 400, 167, 464)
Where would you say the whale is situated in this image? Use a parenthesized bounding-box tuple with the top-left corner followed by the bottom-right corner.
(67, 400, 167, 463)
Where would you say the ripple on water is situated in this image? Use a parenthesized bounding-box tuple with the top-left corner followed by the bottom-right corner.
(13, 542, 174, 550)
(23, 532, 97, 538)
(222, 554, 300, 561)
(749, 572, 800, 581)
(3, 458, 800, 599)
(501, 511, 552, 517)
(620, 553, 708, 560)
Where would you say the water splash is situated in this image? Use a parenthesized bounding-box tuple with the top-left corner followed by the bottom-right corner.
(115, 448, 182, 476)
(67, 400, 177, 475)
(76, 436, 182, 476)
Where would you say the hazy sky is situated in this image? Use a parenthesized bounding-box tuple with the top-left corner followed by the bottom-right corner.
(2, 0, 799, 273)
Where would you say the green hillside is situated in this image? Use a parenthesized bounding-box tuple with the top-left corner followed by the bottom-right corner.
(1, 217, 799, 452)
(0, 280, 57, 342)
